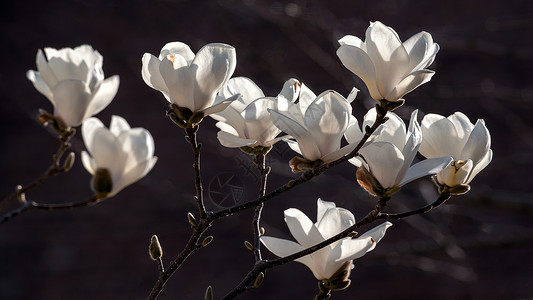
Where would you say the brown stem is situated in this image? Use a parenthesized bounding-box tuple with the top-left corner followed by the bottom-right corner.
(0, 194, 104, 224)
(378, 192, 451, 219)
(185, 126, 207, 219)
(252, 151, 268, 262)
(0, 129, 75, 210)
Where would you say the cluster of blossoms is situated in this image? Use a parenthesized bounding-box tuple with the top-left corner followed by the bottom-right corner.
(26, 20, 492, 295)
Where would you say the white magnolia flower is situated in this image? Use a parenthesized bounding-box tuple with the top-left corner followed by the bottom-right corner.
(210, 77, 300, 148)
(357, 110, 452, 195)
(261, 199, 392, 280)
(81, 116, 158, 197)
(419, 112, 492, 187)
(26, 45, 120, 127)
(141, 42, 237, 117)
(269, 83, 359, 164)
(337, 21, 438, 102)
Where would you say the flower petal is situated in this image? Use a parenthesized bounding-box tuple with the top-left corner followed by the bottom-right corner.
(85, 75, 119, 120)
(217, 131, 257, 148)
(399, 156, 453, 187)
(52, 79, 92, 127)
(111, 157, 157, 197)
(192, 43, 236, 111)
(269, 109, 322, 161)
(316, 206, 355, 240)
(141, 53, 169, 94)
(284, 208, 323, 247)
(385, 69, 435, 101)
(110, 115, 131, 137)
(80, 151, 97, 175)
(220, 77, 264, 110)
(336, 44, 380, 100)
(460, 119, 491, 166)
(360, 142, 404, 189)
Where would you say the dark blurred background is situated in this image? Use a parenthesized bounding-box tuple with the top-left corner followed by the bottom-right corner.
(1, 0, 532, 299)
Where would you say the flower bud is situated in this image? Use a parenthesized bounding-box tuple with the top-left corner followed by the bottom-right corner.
(204, 286, 213, 300)
(202, 236, 213, 247)
(63, 152, 75, 172)
(92, 168, 112, 197)
(436, 160, 473, 188)
(253, 272, 264, 288)
(289, 156, 322, 172)
(149, 235, 163, 260)
(244, 240, 254, 251)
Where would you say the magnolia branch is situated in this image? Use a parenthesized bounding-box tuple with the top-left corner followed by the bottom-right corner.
(0, 195, 104, 224)
(0, 129, 75, 210)
(378, 192, 451, 220)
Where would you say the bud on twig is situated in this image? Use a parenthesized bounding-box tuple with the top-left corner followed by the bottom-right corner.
(244, 241, 254, 251)
(202, 236, 213, 247)
(188, 212, 197, 227)
(253, 272, 264, 288)
(204, 286, 213, 300)
(149, 235, 163, 261)
(63, 152, 75, 171)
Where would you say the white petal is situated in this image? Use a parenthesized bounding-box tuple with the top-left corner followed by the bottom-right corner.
(202, 97, 236, 116)
(316, 199, 336, 223)
(316, 207, 355, 240)
(26, 70, 53, 101)
(110, 157, 157, 197)
(159, 42, 195, 62)
(85, 75, 119, 119)
(110, 115, 131, 137)
(297, 83, 318, 116)
(36, 49, 58, 88)
(192, 43, 236, 111)
(397, 110, 422, 181)
(420, 113, 461, 159)
(141, 53, 169, 93)
(284, 208, 323, 247)
(344, 115, 363, 144)
(278, 78, 301, 103)
(269, 109, 322, 161)
(118, 128, 155, 170)
(217, 131, 257, 148)
(304, 91, 351, 157)
(52, 79, 92, 127)
(260, 236, 305, 257)
(336, 44, 380, 100)
(360, 142, 404, 189)
(448, 112, 474, 139)
(386, 69, 434, 101)
(220, 77, 264, 109)
(467, 149, 492, 184)
(80, 151, 96, 175)
(460, 119, 491, 166)
(160, 54, 195, 110)
(365, 21, 410, 98)
(243, 97, 280, 142)
(399, 156, 453, 187)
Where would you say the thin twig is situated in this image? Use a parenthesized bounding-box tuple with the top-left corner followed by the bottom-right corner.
(378, 192, 451, 220)
(0, 129, 75, 210)
(185, 126, 207, 219)
(0, 195, 103, 224)
(252, 151, 268, 262)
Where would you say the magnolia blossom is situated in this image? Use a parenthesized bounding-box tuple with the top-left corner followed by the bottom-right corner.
(269, 83, 359, 164)
(210, 77, 300, 148)
(81, 116, 158, 197)
(261, 199, 392, 280)
(356, 110, 452, 195)
(26, 45, 120, 127)
(419, 112, 492, 187)
(141, 42, 237, 117)
(337, 21, 438, 102)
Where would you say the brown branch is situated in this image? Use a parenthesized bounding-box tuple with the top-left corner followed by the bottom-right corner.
(0, 129, 75, 210)
(378, 192, 451, 220)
